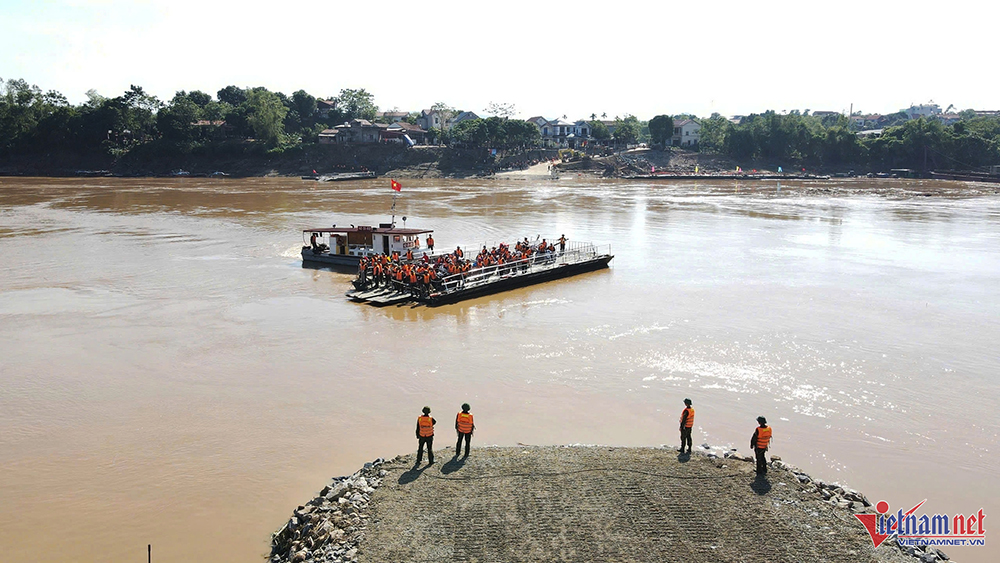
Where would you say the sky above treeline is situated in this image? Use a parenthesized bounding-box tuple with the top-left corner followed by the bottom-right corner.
(3, 0, 998, 120)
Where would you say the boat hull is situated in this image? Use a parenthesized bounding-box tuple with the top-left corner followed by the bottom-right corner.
(426, 254, 613, 306)
(301, 247, 362, 266)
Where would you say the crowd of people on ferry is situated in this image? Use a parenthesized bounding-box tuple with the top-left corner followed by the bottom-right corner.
(353, 235, 568, 297)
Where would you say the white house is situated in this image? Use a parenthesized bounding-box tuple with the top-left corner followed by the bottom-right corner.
(533, 117, 591, 147)
(417, 109, 446, 131)
(904, 102, 941, 120)
(377, 111, 409, 123)
(671, 119, 701, 147)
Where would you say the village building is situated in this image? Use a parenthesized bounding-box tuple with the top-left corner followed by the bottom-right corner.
(531, 117, 592, 148)
(417, 109, 446, 131)
(449, 111, 480, 128)
(331, 119, 386, 144)
(671, 119, 701, 147)
(318, 128, 338, 144)
(904, 102, 941, 120)
(376, 111, 409, 123)
(316, 99, 338, 118)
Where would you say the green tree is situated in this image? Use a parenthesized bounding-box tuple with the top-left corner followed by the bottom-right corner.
(698, 113, 730, 152)
(589, 120, 611, 141)
(291, 90, 317, 121)
(217, 85, 247, 106)
(613, 115, 640, 146)
(157, 95, 201, 144)
(648, 115, 674, 146)
(244, 87, 289, 147)
(337, 88, 378, 121)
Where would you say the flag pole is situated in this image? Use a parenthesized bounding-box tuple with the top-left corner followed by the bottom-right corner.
(391, 191, 397, 227)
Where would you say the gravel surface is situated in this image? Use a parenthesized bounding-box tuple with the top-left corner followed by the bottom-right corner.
(358, 445, 918, 563)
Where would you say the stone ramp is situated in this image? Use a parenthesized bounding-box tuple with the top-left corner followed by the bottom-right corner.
(359, 446, 905, 563)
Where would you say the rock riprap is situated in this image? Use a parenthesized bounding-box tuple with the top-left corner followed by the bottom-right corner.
(270, 458, 388, 563)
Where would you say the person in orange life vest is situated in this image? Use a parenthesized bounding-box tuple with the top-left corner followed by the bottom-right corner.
(558, 234, 567, 253)
(454, 403, 476, 458)
(416, 406, 436, 466)
(426, 235, 434, 251)
(750, 416, 772, 475)
(679, 398, 694, 454)
(406, 248, 413, 261)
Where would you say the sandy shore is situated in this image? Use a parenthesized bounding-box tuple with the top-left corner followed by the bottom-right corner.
(270, 446, 939, 563)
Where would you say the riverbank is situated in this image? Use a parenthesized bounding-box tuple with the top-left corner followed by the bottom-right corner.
(6, 143, 997, 185)
(270, 445, 946, 563)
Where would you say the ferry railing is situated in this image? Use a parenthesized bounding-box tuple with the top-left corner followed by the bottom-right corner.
(436, 242, 611, 294)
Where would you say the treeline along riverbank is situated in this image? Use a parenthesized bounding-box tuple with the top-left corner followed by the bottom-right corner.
(3, 77, 1000, 178)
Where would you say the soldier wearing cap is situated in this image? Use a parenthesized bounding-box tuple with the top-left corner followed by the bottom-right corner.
(454, 403, 475, 458)
(679, 398, 694, 454)
(750, 416, 773, 475)
(415, 406, 436, 466)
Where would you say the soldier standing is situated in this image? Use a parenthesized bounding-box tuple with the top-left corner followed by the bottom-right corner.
(455, 403, 476, 458)
(750, 416, 772, 475)
(416, 406, 436, 466)
(679, 398, 694, 454)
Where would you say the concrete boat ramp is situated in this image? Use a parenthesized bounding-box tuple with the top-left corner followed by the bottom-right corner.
(270, 446, 923, 563)
(345, 287, 416, 307)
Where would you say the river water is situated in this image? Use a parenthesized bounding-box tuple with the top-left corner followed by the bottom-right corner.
(0, 177, 997, 562)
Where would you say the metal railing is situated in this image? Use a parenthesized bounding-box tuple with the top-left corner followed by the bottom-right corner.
(436, 241, 611, 294)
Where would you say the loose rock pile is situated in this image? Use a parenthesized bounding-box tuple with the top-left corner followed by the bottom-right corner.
(759, 452, 951, 563)
(269, 457, 390, 563)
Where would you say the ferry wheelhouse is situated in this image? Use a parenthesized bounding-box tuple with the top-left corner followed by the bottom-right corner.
(302, 223, 432, 266)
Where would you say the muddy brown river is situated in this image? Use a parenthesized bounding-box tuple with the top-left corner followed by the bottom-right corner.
(0, 177, 997, 562)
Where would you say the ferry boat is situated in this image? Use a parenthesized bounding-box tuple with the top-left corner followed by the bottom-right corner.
(301, 223, 432, 267)
(345, 239, 614, 307)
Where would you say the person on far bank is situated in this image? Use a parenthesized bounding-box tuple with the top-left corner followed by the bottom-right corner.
(679, 398, 694, 454)
(750, 416, 772, 475)
(416, 406, 436, 466)
(455, 403, 475, 458)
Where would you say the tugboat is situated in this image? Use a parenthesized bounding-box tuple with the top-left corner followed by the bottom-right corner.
(301, 223, 432, 267)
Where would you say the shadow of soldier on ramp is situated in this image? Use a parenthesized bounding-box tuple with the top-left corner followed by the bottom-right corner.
(398, 464, 429, 485)
(441, 456, 466, 475)
(750, 474, 771, 495)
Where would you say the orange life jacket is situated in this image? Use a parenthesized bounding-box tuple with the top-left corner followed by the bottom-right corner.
(680, 407, 694, 428)
(456, 412, 474, 434)
(756, 426, 772, 449)
(418, 415, 434, 437)
(427, 236, 434, 246)
(406, 250, 413, 261)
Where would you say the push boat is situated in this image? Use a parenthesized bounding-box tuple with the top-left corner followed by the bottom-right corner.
(345, 240, 614, 307)
(301, 224, 432, 267)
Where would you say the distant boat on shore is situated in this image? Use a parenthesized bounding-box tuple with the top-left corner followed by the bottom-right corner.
(301, 171, 377, 181)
